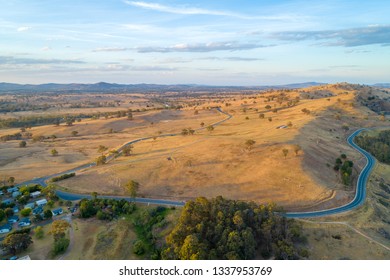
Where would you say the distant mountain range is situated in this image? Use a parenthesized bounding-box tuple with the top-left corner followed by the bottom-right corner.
(0, 82, 327, 94)
(373, 83, 390, 88)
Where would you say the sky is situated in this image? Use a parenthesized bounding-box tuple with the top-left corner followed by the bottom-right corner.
(0, 0, 389, 85)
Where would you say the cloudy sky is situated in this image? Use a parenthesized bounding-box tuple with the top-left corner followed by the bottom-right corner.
(1, 0, 389, 85)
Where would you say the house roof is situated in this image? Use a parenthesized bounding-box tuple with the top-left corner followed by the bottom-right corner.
(24, 202, 35, 209)
(8, 215, 19, 221)
(35, 198, 48, 205)
(0, 223, 12, 230)
(52, 208, 63, 214)
(19, 217, 31, 223)
(30, 191, 41, 196)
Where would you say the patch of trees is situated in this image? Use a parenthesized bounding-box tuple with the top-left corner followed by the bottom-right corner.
(50, 173, 76, 182)
(79, 198, 136, 220)
(181, 128, 195, 136)
(333, 154, 354, 185)
(132, 206, 170, 259)
(162, 196, 307, 260)
(0, 132, 22, 142)
(0, 113, 93, 129)
(355, 130, 390, 164)
(1, 228, 32, 255)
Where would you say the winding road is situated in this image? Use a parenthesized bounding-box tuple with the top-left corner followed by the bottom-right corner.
(284, 128, 375, 218)
(15, 108, 377, 217)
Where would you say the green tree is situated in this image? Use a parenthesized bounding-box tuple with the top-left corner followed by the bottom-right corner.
(293, 145, 301, 156)
(133, 240, 145, 255)
(259, 113, 265, 119)
(44, 209, 53, 219)
(244, 139, 256, 151)
(179, 234, 206, 260)
(282, 148, 289, 159)
(35, 226, 44, 239)
(265, 105, 272, 110)
(20, 208, 32, 217)
(125, 180, 139, 198)
(49, 220, 70, 241)
(51, 149, 59, 156)
(53, 237, 70, 255)
(97, 145, 108, 155)
(71, 130, 78, 137)
(19, 140, 27, 148)
(268, 117, 272, 122)
(91, 191, 98, 200)
(8, 176, 15, 186)
(0, 209, 5, 222)
(79, 199, 97, 218)
(5, 208, 14, 217)
(96, 155, 107, 165)
(206, 125, 214, 132)
(1, 233, 32, 255)
(122, 145, 133, 156)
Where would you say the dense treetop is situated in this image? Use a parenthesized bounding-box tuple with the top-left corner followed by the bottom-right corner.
(355, 130, 390, 164)
(162, 196, 306, 260)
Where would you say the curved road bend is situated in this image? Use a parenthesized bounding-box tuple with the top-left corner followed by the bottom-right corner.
(284, 128, 374, 218)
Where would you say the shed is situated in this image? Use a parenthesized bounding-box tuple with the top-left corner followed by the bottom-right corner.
(7, 186, 18, 193)
(12, 191, 21, 198)
(30, 191, 41, 198)
(32, 206, 43, 215)
(18, 218, 31, 227)
(24, 202, 35, 209)
(1, 198, 13, 205)
(8, 215, 19, 223)
(52, 208, 63, 216)
(35, 199, 48, 207)
(0, 223, 12, 234)
(13, 206, 19, 213)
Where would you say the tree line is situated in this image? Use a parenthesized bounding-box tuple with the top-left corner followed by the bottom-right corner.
(355, 130, 390, 164)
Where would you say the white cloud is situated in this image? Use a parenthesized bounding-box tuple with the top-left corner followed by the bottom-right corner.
(41, 46, 52, 51)
(17, 26, 31, 32)
(137, 41, 271, 53)
(123, 1, 289, 20)
(92, 47, 129, 52)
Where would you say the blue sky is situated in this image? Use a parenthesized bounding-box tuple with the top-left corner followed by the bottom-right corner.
(0, 0, 389, 85)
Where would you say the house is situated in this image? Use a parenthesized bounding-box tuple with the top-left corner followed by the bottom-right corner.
(52, 208, 63, 216)
(0, 224, 12, 234)
(13, 206, 19, 213)
(30, 191, 41, 198)
(24, 202, 35, 209)
(1, 198, 13, 206)
(7, 186, 18, 193)
(0, 190, 3, 195)
(18, 255, 31, 260)
(8, 215, 19, 223)
(18, 218, 31, 227)
(32, 206, 43, 215)
(35, 199, 48, 207)
(12, 191, 21, 198)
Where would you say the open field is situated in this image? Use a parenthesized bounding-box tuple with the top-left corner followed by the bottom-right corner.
(1, 84, 389, 212)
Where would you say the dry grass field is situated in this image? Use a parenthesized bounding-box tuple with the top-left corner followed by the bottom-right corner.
(1, 84, 389, 212)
